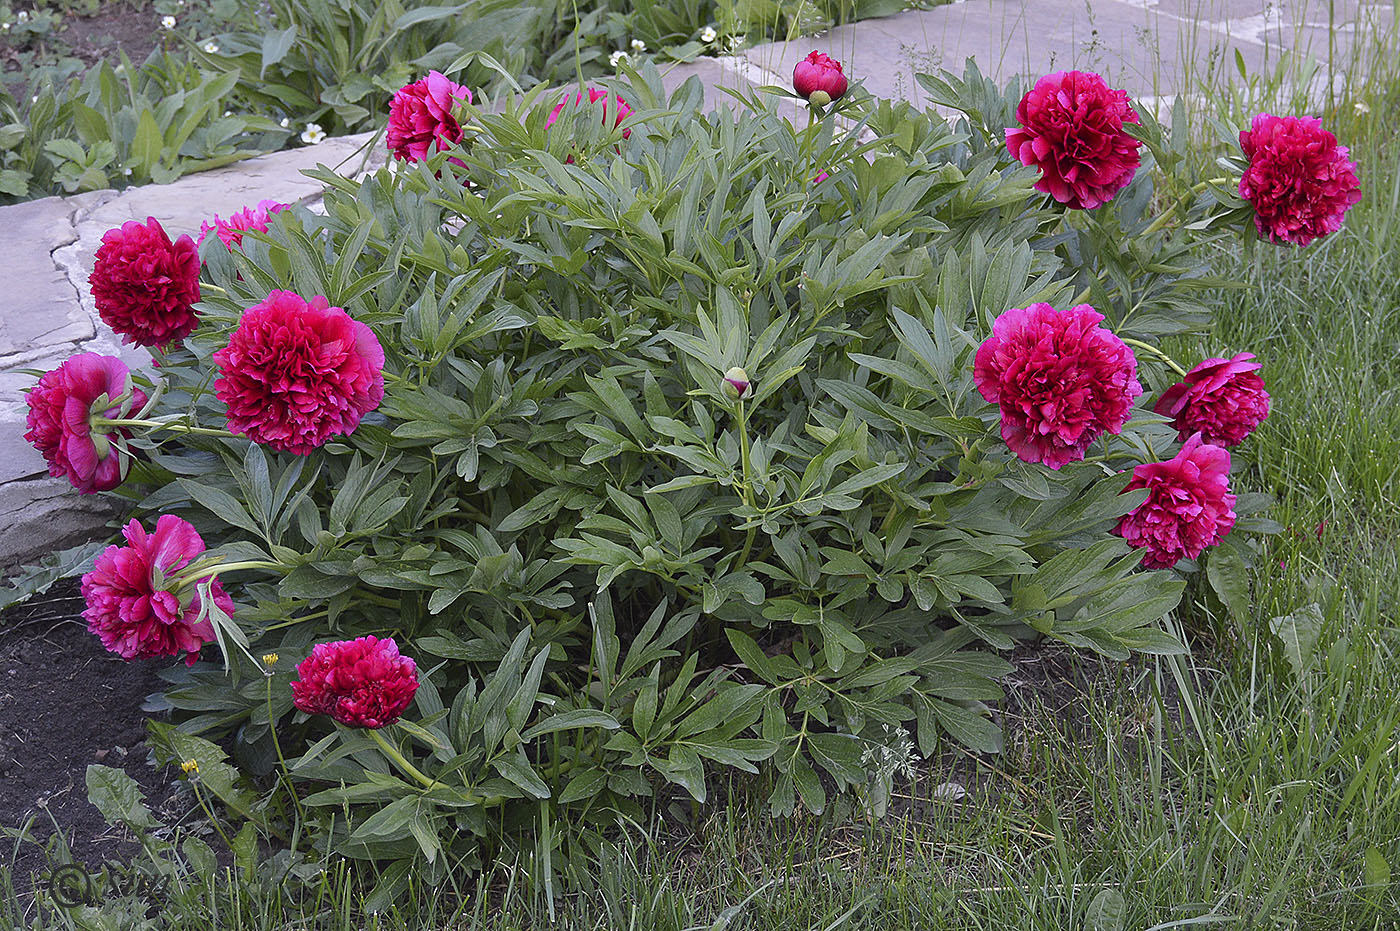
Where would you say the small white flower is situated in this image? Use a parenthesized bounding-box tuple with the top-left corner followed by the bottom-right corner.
(301, 122, 325, 144)
(1355, 101, 1371, 114)
(630, 38, 646, 52)
(279, 116, 290, 128)
(727, 35, 743, 50)
(608, 49, 629, 68)
(222, 109, 231, 117)
(202, 40, 219, 53)
(700, 26, 717, 43)
(122, 167, 132, 176)
(1, 23, 9, 31)
(16, 10, 29, 23)
(161, 15, 176, 28)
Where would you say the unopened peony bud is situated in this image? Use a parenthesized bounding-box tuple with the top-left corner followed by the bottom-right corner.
(722, 367, 750, 399)
(793, 51, 847, 104)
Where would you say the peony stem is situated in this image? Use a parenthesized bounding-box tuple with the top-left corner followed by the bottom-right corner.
(1119, 337, 1188, 378)
(95, 417, 238, 439)
(1141, 177, 1233, 236)
(368, 726, 438, 791)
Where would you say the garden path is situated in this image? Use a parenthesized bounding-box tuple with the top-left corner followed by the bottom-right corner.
(0, 0, 1383, 570)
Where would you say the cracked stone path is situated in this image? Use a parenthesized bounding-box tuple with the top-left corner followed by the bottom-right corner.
(0, 0, 1388, 569)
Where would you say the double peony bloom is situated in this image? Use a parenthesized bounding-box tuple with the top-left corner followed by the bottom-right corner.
(1114, 434, 1237, 569)
(1154, 352, 1270, 447)
(198, 199, 289, 251)
(1005, 70, 1142, 210)
(24, 353, 146, 494)
(974, 303, 1141, 471)
(1238, 113, 1361, 246)
(213, 290, 386, 455)
(81, 514, 232, 665)
(90, 217, 202, 349)
(291, 635, 419, 729)
(386, 70, 473, 164)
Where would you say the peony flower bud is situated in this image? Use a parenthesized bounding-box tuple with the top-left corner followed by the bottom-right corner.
(793, 51, 847, 104)
(722, 366, 750, 399)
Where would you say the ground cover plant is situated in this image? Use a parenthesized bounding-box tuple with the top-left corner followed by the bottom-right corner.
(0, 0, 950, 202)
(1, 46, 1374, 926)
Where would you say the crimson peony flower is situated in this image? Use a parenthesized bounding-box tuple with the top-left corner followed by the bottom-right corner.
(24, 353, 148, 494)
(546, 86, 633, 138)
(386, 71, 473, 163)
(291, 636, 419, 729)
(793, 50, 848, 105)
(213, 290, 385, 455)
(1005, 70, 1142, 210)
(90, 217, 202, 349)
(1115, 433, 1237, 569)
(198, 200, 289, 251)
(974, 303, 1142, 469)
(81, 515, 232, 665)
(1154, 352, 1270, 447)
(1238, 113, 1361, 246)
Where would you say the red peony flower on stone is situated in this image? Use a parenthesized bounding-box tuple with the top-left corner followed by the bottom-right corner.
(386, 71, 473, 163)
(974, 303, 1142, 469)
(90, 217, 202, 349)
(1114, 433, 1237, 569)
(1154, 352, 1270, 447)
(198, 200, 289, 251)
(81, 515, 231, 665)
(1006, 70, 1142, 210)
(213, 290, 384, 455)
(793, 51, 848, 105)
(24, 353, 148, 494)
(546, 87, 633, 138)
(291, 636, 419, 729)
(1238, 113, 1361, 246)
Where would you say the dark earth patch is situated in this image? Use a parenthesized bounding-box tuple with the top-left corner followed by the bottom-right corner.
(2, 0, 161, 92)
(0, 579, 182, 889)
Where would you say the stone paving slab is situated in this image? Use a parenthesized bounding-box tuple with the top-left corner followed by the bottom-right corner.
(4, 196, 97, 358)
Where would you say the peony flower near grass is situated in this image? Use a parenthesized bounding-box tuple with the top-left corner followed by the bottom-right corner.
(81, 515, 232, 665)
(793, 51, 848, 107)
(1154, 352, 1270, 447)
(24, 353, 147, 494)
(198, 199, 289, 251)
(386, 71, 472, 164)
(1006, 70, 1142, 210)
(1238, 113, 1361, 246)
(1114, 433, 1238, 568)
(974, 303, 1142, 470)
(89, 217, 202, 349)
(291, 636, 419, 729)
(213, 290, 385, 455)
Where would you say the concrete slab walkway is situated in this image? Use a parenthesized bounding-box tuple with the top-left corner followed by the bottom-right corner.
(0, 0, 1387, 569)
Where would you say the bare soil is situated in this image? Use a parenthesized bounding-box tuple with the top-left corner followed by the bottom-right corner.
(0, 580, 182, 888)
(1, 0, 162, 91)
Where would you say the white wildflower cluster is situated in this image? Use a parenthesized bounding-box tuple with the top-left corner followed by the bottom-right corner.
(860, 723, 919, 783)
(608, 49, 629, 68)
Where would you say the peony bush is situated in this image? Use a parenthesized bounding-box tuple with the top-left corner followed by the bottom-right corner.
(12, 58, 1359, 894)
